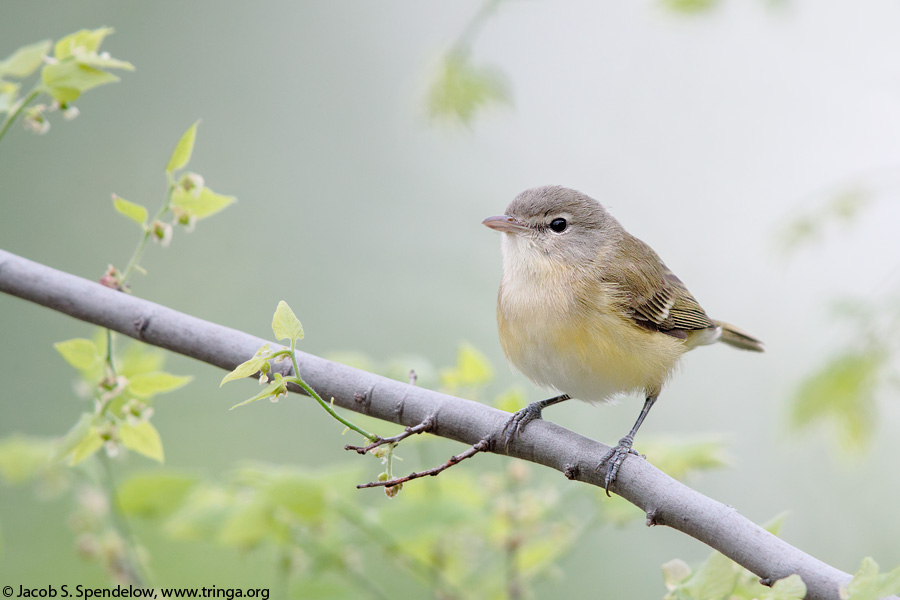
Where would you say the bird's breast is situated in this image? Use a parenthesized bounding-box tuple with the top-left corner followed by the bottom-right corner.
(497, 253, 684, 402)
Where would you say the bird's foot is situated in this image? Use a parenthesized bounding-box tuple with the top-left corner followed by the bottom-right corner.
(500, 402, 545, 450)
(597, 435, 642, 496)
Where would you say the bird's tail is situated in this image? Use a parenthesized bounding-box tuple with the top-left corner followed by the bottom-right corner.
(713, 320, 764, 352)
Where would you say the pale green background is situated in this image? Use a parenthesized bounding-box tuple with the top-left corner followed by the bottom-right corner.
(2, 1, 900, 597)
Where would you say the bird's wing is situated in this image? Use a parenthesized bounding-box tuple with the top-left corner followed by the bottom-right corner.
(605, 235, 715, 338)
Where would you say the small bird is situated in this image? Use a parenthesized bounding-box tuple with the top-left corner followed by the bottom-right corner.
(483, 186, 763, 493)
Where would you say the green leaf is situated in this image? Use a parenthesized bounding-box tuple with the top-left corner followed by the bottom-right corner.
(170, 185, 236, 220)
(55, 413, 95, 461)
(128, 371, 192, 398)
(117, 471, 197, 518)
(112, 194, 148, 228)
(166, 120, 199, 173)
(427, 52, 511, 126)
(54, 413, 105, 467)
(69, 430, 104, 465)
(164, 485, 233, 541)
(0, 435, 54, 484)
(220, 358, 268, 386)
(440, 343, 493, 390)
(75, 53, 134, 71)
(220, 352, 270, 387)
(264, 472, 327, 523)
(54, 28, 115, 61)
(790, 348, 886, 452)
(518, 528, 574, 575)
(763, 574, 807, 600)
(229, 375, 285, 410)
(42, 61, 119, 103)
(119, 421, 164, 462)
(762, 512, 789, 537)
(641, 436, 729, 481)
(597, 493, 644, 526)
(494, 386, 527, 412)
(683, 551, 738, 600)
(0, 40, 52, 78)
(662, 559, 692, 591)
(272, 301, 304, 342)
(777, 188, 870, 254)
(292, 579, 357, 600)
(0, 81, 20, 113)
(219, 498, 281, 548)
(54, 338, 100, 371)
(662, 0, 720, 14)
(117, 344, 166, 378)
(842, 557, 900, 600)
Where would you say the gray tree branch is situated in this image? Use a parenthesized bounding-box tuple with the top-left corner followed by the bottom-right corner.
(0, 248, 879, 600)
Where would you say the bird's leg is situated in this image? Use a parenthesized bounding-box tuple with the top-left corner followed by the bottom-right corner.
(597, 395, 658, 496)
(501, 393, 571, 449)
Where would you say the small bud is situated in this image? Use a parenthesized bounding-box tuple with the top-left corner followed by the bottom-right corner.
(98, 265, 124, 291)
(179, 172, 205, 195)
(259, 372, 269, 385)
(75, 534, 100, 559)
(23, 105, 49, 135)
(377, 472, 388, 481)
(63, 105, 80, 120)
(385, 483, 402, 498)
(103, 440, 121, 458)
(151, 220, 173, 247)
(77, 485, 109, 517)
(178, 213, 197, 232)
(122, 399, 152, 424)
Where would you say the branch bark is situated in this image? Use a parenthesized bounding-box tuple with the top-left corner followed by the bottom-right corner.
(0, 248, 878, 600)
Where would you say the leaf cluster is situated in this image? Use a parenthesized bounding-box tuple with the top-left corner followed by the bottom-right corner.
(0, 28, 132, 138)
(54, 331, 191, 465)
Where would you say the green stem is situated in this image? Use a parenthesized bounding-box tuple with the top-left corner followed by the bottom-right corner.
(336, 504, 465, 599)
(454, 0, 505, 53)
(289, 344, 376, 441)
(384, 443, 395, 480)
(119, 183, 174, 285)
(301, 532, 389, 600)
(98, 452, 148, 587)
(0, 87, 41, 144)
(276, 548, 291, 600)
(106, 329, 116, 371)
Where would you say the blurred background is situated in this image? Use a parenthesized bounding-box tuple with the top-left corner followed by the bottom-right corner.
(2, 0, 899, 598)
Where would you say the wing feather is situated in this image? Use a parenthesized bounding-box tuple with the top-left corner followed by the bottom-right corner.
(604, 235, 715, 337)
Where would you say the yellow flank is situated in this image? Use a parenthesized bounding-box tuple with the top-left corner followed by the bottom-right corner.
(497, 244, 685, 403)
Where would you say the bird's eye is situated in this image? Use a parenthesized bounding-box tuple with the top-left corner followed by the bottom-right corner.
(549, 218, 567, 233)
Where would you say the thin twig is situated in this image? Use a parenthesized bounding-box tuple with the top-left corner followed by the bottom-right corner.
(335, 503, 465, 600)
(0, 87, 40, 143)
(345, 419, 433, 454)
(98, 453, 147, 587)
(357, 440, 489, 489)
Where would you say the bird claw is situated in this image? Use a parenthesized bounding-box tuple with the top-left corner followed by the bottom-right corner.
(597, 435, 642, 496)
(500, 402, 545, 450)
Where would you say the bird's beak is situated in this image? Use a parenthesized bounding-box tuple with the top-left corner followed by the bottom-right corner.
(482, 215, 529, 233)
